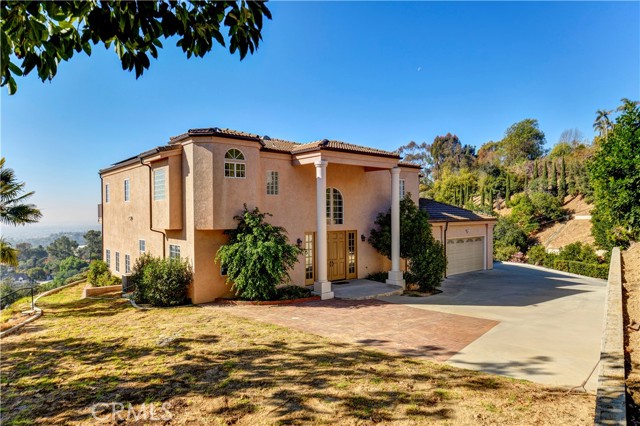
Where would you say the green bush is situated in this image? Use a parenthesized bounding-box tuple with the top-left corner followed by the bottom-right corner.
(87, 260, 109, 285)
(276, 285, 312, 300)
(557, 242, 598, 264)
(510, 192, 565, 233)
(494, 244, 519, 261)
(405, 240, 446, 292)
(365, 271, 388, 283)
(526, 245, 548, 266)
(133, 256, 192, 307)
(494, 216, 528, 253)
(216, 206, 302, 301)
(553, 260, 609, 279)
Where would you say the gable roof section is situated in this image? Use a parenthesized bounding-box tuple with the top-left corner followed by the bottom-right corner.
(99, 145, 178, 174)
(419, 198, 496, 222)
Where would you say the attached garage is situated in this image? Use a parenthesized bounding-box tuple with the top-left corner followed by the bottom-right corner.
(420, 199, 497, 277)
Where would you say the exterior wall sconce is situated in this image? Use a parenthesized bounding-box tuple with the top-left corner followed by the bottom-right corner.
(296, 238, 303, 247)
(361, 234, 366, 242)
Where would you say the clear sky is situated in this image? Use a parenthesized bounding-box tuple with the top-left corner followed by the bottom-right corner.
(1, 1, 638, 227)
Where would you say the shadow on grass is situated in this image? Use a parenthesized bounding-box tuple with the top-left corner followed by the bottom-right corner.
(0, 289, 558, 425)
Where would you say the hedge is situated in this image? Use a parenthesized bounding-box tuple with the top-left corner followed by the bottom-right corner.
(553, 260, 609, 280)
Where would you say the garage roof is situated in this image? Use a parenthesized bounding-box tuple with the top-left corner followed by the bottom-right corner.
(419, 198, 497, 222)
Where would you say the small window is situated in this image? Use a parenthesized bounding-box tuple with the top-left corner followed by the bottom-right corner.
(169, 244, 180, 259)
(304, 232, 315, 283)
(105, 183, 110, 203)
(326, 188, 344, 225)
(105, 249, 111, 267)
(224, 149, 246, 178)
(153, 169, 166, 201)
(399, 179, 406, 199)
(347, 231, 356, 275)
(124, 179, 130, 202)
(115, 252, 120, 272)
(125, 254, 131, 273)
(266, 171, 279, 195)
(139, 240, 146, 254)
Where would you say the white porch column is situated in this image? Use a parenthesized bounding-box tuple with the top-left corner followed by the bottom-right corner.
(314, 160, 334, 300)
(387, 167, 406, 288)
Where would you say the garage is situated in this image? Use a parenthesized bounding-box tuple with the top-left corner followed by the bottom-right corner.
(446, 237, 485, 276)
(420, 198, 497, 276)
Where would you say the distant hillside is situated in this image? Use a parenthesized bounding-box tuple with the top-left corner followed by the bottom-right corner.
(533, 195, 594, 250)
(3, 228, 98, 247)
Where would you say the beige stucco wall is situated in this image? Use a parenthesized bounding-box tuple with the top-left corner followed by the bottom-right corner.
(101, 136, 423, 304)
(431, 221, 496, 271)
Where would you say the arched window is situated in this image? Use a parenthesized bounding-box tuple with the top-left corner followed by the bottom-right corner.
(224, 149, 246, 178)
(326, 188, 343, 225)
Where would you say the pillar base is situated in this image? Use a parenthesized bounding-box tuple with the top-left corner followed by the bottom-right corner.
(386, 270, 406, 289)
(314, 280, 334, 300)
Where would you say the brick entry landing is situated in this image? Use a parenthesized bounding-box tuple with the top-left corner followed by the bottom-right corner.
(207, 299, 498, 362)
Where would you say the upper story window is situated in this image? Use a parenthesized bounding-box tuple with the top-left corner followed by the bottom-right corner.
(266, 171, 279, 195)
(115, 252, 120, 272)
(105, 183, 110, 203)
(400, 179, 406, 199)
(125, 254, 131, 273)
(169, 244, 180, 259)
(105, 249, 111, 267)
(153, 169, 166, 201)
(124, 179, 130, 202)
(326, 188, 344, 225)
(224, 149, 245, 178)
(139, 239, 146, 254)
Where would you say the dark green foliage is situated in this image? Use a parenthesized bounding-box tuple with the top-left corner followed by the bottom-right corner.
(46, 236, 78, 260)
(53, 256, 88, 285)
(83, 230, 102, 261)
(26, 266, 46, 281)
(549, 160, 557, 196)
(494, 244, 520, 261)
(509, 192, 566, 233)
(553, 260, 609, 279)
(365, 271, 388, 283)
(526, 245, 551, 266)
(275, 285, 312, 300)
(87, 260, 119, 287)
(542, 161, 548, 185)
(533, 160, 539, 179)
(558, 157, 567, 200)
(589, 100, 640, 249)
(557, 242, 599, 264)
(133, 256, 192, 307)
(505, 174, 511, 205)
(369, 197, 445, 291)
(216, 206, 303, 301)
(129, 253, 154, 294)
(1, 1, 272, 94)
(493, 216, 528, 257)
(500, 119, 546, 165)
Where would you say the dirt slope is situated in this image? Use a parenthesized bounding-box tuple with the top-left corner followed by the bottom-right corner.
(623, 243, 640, 424)
(534, 195, 595, 249)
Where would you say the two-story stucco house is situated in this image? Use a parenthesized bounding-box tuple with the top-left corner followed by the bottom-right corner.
(99, 127, 423, 303)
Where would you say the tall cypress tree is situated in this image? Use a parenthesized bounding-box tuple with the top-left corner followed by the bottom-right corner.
(542, 161, 548, 191)
(558, 157, 567, 201)
(533, 160, 539, 179)
(505, 174, 511, 205)
(550, 160, 557, 196)
(481, 186, 485, 207)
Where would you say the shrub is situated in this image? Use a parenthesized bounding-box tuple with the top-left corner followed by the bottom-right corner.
(557, 242, 599, 264)
(276, 285, 312, 300)
(493, 216, 528, 253)
(129, 253, 154, 297)
(553, 260, 609, 279)
(369, 196, 446, 292)
(216, 206, 302, 301)
(526, 245, 550, 266)
(365, 271, 388, 283)
(494, 244, 519, 261)
(510, 192, 566, 233)
(87, 260, 108, 285)
(133, 256, 192, 307)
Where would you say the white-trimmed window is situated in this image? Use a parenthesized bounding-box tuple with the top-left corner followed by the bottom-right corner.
(326, 188, 344, 225)
(169, 244, 180, 259)
(124, 179, 130, 202)
(115, 252, 120, 272)
(105, 183, 110, 203)
(139, 240, 146, 254)
(224, 149, 246, 178)
(125, 254, 131, 273)
(106, 249, 111, 267)
(266, 170, 279, 195)
(153, 169, 166, 201)
(304, 232, 314, 283)
(400, 179, 406, 199)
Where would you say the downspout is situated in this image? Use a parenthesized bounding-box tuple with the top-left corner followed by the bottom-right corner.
(443, 221, 449, 278)
(100, 175, 104, 260)
(141, 159, 167, 258)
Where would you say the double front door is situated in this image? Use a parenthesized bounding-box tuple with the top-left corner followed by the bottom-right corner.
(327, 231, 358, 281)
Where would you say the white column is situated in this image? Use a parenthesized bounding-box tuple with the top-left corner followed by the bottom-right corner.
(314, 160, 334, 299)
(387, 167, 406, 288)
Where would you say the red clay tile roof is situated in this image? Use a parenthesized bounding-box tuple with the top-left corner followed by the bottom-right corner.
(170, 127, 261, 143)
(290, 139, 399, 158)
(419, 198, 496, 222)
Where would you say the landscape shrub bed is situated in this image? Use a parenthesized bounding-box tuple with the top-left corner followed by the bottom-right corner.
(553, 260, 609, 279)
(132, 256, 192, 307)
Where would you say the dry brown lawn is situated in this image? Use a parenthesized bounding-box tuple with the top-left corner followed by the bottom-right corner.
(0, 284, 595, 425)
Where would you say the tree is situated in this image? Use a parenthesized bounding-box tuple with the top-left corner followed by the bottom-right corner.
(0, 158, 42, 225)
(427, 133, 476, 180)
(26, 266, 46, 282)
(532, 160, 539, 179)
(505, 174, 511, 205)
(47, 236, 78, 260)
(593, 109, 613, 139)
(499, 119, 546, 165)
(1, 1, 272, 94)
(0, 238, 19, 267)
(558, 157, 567, 201)
(590, 99, 640, 249)
(369, 196, 446, 291)
(216, 205, 302, 301)
(83, 230, 102, 261)
(549, 159, 557, 196)
(397, 141, 432, 192)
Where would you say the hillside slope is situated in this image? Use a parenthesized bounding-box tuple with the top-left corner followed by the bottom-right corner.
(534, 195, 594, 250)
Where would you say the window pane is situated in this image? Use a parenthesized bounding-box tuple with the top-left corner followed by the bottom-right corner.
(305, 233, 314, 280)
(154, 169, 166, 200)
(333, 189, 343, 225)
(169, 245, 180, 259)
(225, 149, 244, 160)
(267, 171, 278, 195)
(124, 179, 130, 201)
(115, 252, 120, 272)
(105, 184, 110, 203)
(236, 163, 245, 178)
(348, 232, 356, 274)
(326, 188, 331, 224)
(139, 240, 145, 253)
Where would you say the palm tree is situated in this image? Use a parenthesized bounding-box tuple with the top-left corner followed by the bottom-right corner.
(0, 238, 19, 267)
(593, 109, 613, 139)
(0, 158, 42, 226)
(616, 98, 640, 112)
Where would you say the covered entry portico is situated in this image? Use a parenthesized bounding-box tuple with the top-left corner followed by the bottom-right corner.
(292, 141, 406, 300)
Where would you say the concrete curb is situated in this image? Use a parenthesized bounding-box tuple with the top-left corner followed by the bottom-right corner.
(0, 280, 86, 338)
(594, 247, 626, 425)
(501, 261, 607, 283)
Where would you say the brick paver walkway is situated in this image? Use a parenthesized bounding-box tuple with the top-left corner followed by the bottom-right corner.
(206, 299, 498, 362)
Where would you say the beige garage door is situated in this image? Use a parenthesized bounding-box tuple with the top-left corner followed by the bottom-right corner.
(446, 237, 485, 276)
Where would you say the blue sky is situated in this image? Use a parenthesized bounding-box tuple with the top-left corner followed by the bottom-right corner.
(1, 1, 638, 227)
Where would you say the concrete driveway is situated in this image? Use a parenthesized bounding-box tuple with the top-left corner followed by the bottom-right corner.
(381, 262, 607, 392)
